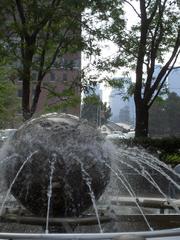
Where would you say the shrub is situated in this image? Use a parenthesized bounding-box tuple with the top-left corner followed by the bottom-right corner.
(114, 137, 180, 166)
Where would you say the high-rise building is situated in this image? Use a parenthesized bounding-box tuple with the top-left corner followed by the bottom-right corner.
(151, 65, 180, 96)
(104, 77, 135, 126)
(168, 68, 180, 96)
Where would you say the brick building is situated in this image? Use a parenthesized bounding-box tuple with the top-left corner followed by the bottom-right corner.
(16, 52, 81, 118)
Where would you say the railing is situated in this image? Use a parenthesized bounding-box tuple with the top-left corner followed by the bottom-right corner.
(0, 197, 180, 239)
(0, 228, 180, 240)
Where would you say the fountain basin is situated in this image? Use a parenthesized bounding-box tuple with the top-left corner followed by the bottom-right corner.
(4, 113, 110, 217)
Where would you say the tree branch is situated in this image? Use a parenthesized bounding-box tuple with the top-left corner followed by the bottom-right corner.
(123, 0, 141, 18)
(30, 15, 78, 115)
(150, 28, 180, 96)
(148, 49, 180, 108)
(147, 0, 159, 24)
(31, 0, 62, 38)
(41, 24, 76, 78)
(15, 0, 29, 39)
(144, 2, 165, 101)
(31, 21, 52, 114)
(15, 0, 26, 25)
(135, 0, 148, 101)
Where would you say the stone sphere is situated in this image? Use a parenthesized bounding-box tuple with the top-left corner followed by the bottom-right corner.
(5, 113, 110, 217)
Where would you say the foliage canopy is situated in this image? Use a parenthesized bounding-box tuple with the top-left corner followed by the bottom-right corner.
(99, 0, 180, 137)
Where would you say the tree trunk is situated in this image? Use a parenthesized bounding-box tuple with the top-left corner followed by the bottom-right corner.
(22, 68, 31, 121)
(22, 38, 36, 121)
(30, 81, 42, 115)
(135, 101, 149, 138)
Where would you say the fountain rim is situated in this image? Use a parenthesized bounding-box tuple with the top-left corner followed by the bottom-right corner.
(0, 228, 180, 239)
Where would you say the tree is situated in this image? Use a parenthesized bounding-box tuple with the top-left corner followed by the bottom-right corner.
(101, 102, 112, 125)
(0, 0, 86, 120)
(149, 97, 168, 136)
(0, 40, 20, 128)
(104, 0, 180, 137)
(0, 73, 20, 128)
(81, 94, 111, 126)
(149, 92, 180, 137)
(0, 0, 122, 121)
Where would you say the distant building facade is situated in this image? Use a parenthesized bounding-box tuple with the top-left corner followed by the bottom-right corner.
(107, 77, 135, 127)
(36, 52, 81, 116)
(16, 52, 81, 118)
(152, 65, 180, 96)
(168, 67, 180, 96)
(101, 66, 180, 130)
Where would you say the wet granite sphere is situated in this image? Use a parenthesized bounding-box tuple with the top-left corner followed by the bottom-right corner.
(5, 113, 110, 217)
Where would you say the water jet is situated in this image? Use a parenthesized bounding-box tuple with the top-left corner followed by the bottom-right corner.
(0, 113, 180, 239)
(3, 113, 110, 218)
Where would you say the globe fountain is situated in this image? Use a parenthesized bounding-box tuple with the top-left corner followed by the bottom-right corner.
(4, 113, 110, 219)
(0, 113, 180, 240)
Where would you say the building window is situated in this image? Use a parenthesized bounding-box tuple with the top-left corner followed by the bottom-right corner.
(64, 59, 73, 69)
(73, 59, 81, 69)
(59, 57, 81, 70)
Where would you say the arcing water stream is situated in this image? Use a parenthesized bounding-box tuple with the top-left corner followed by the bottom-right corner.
(0, 141, 180, 233)
(0, 151, 38, 217)
(0, 114, 179, 235)
(45, 153, 57, 234)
